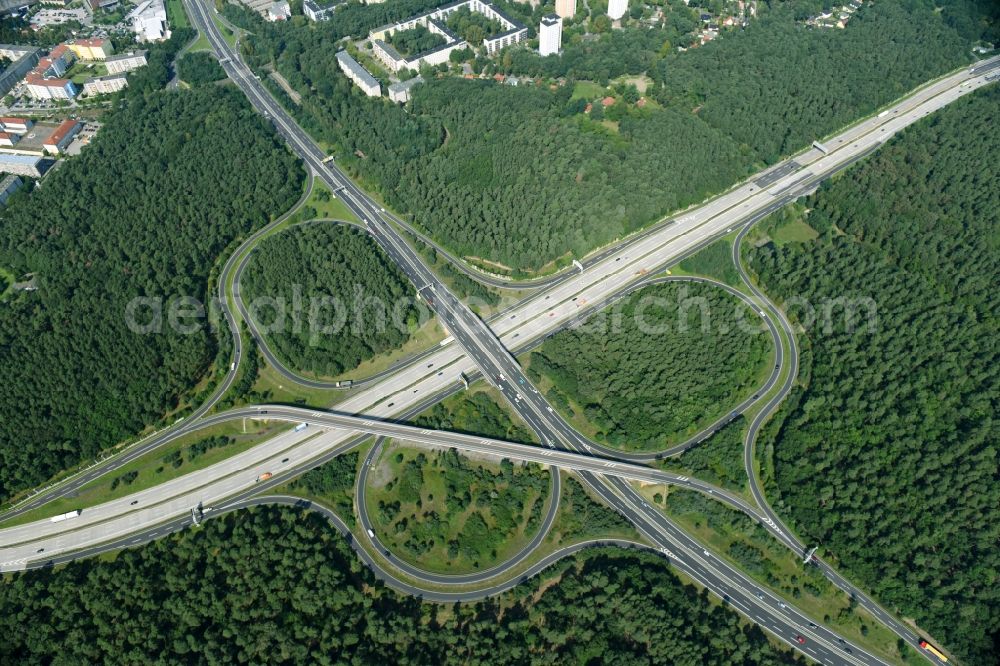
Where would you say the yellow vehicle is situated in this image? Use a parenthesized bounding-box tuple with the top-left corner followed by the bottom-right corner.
(919, 640, 948, 663)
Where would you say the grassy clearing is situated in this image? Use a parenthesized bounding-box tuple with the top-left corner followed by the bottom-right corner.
(166, 0, 190, 29)
(0, 266, 14, 300)
(571, 80, 606, 101)
(188, 32, 212, 52)
(302, 178, 360, 223)
(771, 217, 819, 245)
(676, 238, 741, 286)
(1, 421, 290, 527)
(634, 484, 916, 664)
(249, 360, 345, 408)
(365, 442, 551, 574)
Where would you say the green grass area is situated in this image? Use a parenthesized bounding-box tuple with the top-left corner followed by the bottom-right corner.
(213, 13, 238, 48)
(0, 420, 291, 528)
(771, 217, 819, 245)
(302, 178, 360, 223)
(249, 360, 345, 408)
(365, 443, 551, 574)
(634, 484, 918, 665)
(166, 0, 190, 29)
(323, 315, 446, 385)
(546, 474, 640, 545)
(66, 61, 108, 85)
(676, 238, 741, 286)
(188, 32, 212, 53)
(571, 80, 606, 101)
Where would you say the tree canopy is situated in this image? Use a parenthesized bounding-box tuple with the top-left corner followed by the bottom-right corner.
(221, 0, 985, 272)
(0, 88, 303, 501)
(528, 281, 771, 450)
(0, 504, 803, 665)
(240, 223, 419, 378)
(751, 86, 1000, 666)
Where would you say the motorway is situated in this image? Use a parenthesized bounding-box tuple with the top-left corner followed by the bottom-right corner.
(6, 1, 995, 660)
(180, 3, 984, 663)
(6, 36, 995, 528)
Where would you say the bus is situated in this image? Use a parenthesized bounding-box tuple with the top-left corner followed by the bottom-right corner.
(919, 640, 948, 662)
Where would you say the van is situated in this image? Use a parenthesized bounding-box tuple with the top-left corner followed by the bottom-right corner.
(366, 529, 375, 539)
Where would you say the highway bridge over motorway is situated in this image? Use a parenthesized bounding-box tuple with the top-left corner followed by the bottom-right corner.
(3, 2, 996, 661)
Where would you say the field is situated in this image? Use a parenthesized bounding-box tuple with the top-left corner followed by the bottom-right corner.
(364, 443, 551, 573)
(302, 178, 360, 223)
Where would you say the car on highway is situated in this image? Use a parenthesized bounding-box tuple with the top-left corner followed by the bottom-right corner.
(130, 500, 138, 505)
(367, 529, 375, 538)
(256, 472, 273, 482)
(796, 636, 806, 644)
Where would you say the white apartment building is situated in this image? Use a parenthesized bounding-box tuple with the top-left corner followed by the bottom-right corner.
(369, 0, 528, 72)
(607, 0, 627, 20)
(303, 0, 339, 20)
(82, 74, 128, 96)
(538, 14, 561, 56)
(105, 51, 148, 74)
(336, 51, 381, 97)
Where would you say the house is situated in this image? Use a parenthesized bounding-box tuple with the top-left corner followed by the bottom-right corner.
(128, 0, 169, 42)
(267, 1, 290, 21)
(0, 131, 19, 147)
(601, 96, 615, 107)
(0, 117, 33, 133)
(387, 75, 423, 103)
(303, 0, 339, 20)
(42, 119, 81, 154)
(335, 51, 381, 97)
(0, 154, 46, 177)
(25, 74, 77, 100)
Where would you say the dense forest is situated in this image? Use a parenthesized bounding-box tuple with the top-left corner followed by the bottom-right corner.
(750, 87, 999, 665)
(0, 88, 302, 502)
(221, 0, 987, 271)
(528, 281, 771, 450)
(0, 505, 802, 664)
(240, 224, 419, 377)
(177, 51, 226, 85)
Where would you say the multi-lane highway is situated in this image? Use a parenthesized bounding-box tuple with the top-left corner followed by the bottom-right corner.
(6, 2, 994, 661)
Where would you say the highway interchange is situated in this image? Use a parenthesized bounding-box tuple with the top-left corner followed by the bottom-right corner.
(3, 2, 997, 661)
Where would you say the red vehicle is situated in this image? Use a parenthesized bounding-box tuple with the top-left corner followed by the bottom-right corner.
(256, 472, 273, 482)
(796, 636, 806, 645)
